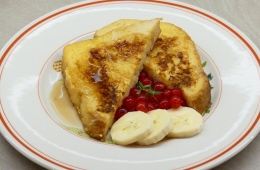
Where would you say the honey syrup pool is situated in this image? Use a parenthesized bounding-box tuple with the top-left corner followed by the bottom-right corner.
(49, 80, 83, 128)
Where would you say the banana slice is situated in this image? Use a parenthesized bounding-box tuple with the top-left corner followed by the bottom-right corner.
(138, 109, 173, 145)
(167, 107, 203, 138)
(110, 111, 153, 145)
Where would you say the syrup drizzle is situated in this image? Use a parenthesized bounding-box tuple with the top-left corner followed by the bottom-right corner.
(49, 80, 82, 128)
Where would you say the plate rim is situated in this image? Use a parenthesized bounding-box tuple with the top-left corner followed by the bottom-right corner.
(0, 0, 259, 169)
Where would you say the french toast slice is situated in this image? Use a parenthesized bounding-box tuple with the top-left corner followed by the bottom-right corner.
(62, 19, 161, 141)
(95, 19, 211, 114)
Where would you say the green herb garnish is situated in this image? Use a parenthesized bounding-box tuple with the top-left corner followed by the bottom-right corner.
(202, 61, 207, 67)
(205, 109, 210, 113)
(207, 73, 213, 80)
(137, 81, 162, 98)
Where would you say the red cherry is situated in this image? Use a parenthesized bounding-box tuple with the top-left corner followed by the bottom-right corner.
(181, 99, 188, 107)
(136, 94, 148, 103)
(147, 94, 157, 103)
(171, 87, 183, 98)
(139, 70, 147, 80)
(147, 103, 157, 111)
(154, 93, 163, 102)
(162, 89, 172, 99)
(140, 76, 153, 86)
(158, 99, 171, 109)
(147, 93, 163, 103)
(136, 101, 149, 113)
(169, 96, 182, 108)
(129, 87, 139, 98)
(151, 82, 155, 89)
(140, 90, 147, 95)
(126, 107, 136, 112)
(123, 96, 137, 110)
(114, 107, 128, 121)
(154, 82, 166, 92)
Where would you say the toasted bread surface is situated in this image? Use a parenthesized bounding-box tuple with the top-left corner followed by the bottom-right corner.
(94, 19, 141, 38)
(95, 19, 211, 114)
(62, 19, 161, 141)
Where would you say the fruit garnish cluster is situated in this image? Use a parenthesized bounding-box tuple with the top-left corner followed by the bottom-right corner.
(110, 70, 204, 146)
(114, 70, 188, 121)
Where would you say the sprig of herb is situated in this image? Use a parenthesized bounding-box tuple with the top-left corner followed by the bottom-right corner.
(137, 81, 162, 98)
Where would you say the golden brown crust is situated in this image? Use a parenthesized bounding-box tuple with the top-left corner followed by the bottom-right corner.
(185, 72, 211, 114)
(144, 22, 211, 114)
(62, 19, 161, 141)
(85, 37, 146, 114)
(94, 19, 211, 114)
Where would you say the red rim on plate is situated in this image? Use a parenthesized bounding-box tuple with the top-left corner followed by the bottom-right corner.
(0, 0, 259, 169)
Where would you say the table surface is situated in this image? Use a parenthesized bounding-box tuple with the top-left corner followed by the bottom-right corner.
(0, 0, 259, 169)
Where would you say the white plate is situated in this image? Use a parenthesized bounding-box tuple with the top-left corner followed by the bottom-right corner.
(0, 0, 259, 169)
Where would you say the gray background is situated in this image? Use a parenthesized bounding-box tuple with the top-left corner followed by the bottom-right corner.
(0, 0, 259, 169)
